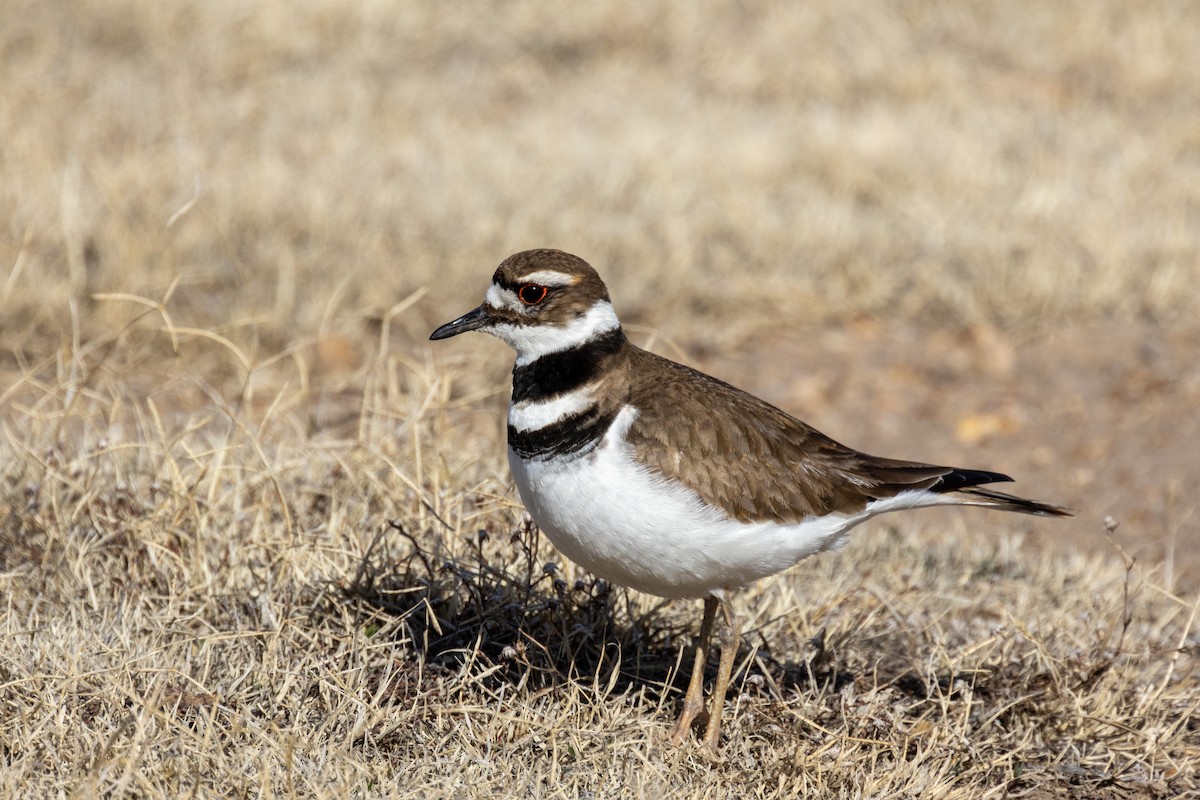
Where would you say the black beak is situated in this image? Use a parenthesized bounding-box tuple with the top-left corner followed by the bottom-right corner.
(430, 306, 490, 340)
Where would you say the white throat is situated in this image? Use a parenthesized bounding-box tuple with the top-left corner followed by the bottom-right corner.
(491, 301, 621, 366)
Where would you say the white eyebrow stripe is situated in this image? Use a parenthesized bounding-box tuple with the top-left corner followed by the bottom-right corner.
(518, 270, 579, 287)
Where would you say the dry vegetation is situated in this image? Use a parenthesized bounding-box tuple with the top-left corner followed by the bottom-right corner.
(1, 1, 1198, 797)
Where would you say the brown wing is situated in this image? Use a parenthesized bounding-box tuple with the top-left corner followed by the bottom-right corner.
(625, 347, 964, 523)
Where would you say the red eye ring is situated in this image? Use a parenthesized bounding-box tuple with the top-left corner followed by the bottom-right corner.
(518, 283, 548, 306)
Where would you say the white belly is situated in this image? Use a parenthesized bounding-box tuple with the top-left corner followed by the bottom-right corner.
(507, 406, 913, 599)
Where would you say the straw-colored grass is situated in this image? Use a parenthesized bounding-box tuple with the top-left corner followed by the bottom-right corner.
(2, 376, 1196, 797)
(2, 1, 1198, 797)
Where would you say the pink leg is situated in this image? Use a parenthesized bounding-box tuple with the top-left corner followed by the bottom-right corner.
(669, 596, 719, 745)
(701, 595, 740, 753)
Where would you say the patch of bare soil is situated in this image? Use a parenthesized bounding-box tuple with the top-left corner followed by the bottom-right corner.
(702, 319, 1200, 589)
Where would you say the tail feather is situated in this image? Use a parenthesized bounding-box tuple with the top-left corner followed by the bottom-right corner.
(946, 486, 1073, 517)
(929, 467, 1072, 517)
(932, 468, 1014, 491)
(858, 461, 1072, 518)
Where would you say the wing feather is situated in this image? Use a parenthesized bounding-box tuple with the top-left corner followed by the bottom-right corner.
(626, 347, 972, 523)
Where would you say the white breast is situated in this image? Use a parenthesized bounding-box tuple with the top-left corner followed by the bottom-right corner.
(508, 384, 596, 432)
(507, 405, 942, 599)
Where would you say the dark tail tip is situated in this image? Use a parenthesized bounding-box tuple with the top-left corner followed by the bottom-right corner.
(932, 468, 1014, 493)
(934, 468, 1073, 517)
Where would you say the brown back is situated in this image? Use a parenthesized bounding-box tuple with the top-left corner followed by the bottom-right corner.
(624, 346, 955, 523)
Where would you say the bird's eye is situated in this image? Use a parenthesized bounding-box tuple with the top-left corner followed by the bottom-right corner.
(518, 283, 548, 306)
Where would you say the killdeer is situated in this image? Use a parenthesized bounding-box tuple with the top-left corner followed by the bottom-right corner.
(430, 249, 1071, 752)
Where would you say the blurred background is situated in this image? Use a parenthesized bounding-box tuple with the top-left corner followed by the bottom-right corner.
(2, 0, 1197, 581)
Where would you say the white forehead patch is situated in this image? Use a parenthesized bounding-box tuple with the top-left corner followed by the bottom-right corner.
(484, 283, 524, 314)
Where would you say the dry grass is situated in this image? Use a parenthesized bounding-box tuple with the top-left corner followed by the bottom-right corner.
(2, 376, 1197, 798)
(2, 1, 1199, 797)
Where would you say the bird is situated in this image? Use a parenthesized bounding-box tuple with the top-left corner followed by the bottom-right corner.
(430, 248, 1071, 752)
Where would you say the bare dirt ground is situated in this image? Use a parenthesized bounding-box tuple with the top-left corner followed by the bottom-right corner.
(701, 318, 1200, 590)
